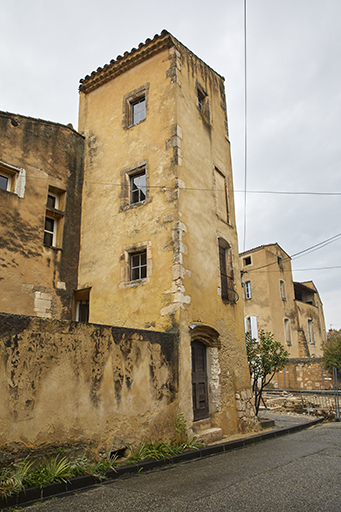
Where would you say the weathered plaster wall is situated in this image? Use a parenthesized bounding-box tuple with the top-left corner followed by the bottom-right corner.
(77, 33, 257, 436)
(172, 42, 256, 434)
(0, 313, 178, 454)
(78, 47, 178, 333)
(0, 112, 84, 320)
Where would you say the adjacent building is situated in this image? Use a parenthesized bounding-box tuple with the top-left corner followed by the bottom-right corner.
(0, 112, 84, 320)
(240, 243, 327, 389)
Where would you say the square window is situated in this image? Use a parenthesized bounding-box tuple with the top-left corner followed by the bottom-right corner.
(243, 256, 252, 266)
(130, 250, 147, 281)
(119, 241, 152, 289)
(120, 160, 150, 211)
(131, 97, 146, 126)
(130, 171, 146, 204)
(0, 161, 26, 198)
(122, 84, 149, 130)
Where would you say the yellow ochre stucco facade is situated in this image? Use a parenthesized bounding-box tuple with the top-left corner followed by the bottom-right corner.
(77, 31, 256, 435)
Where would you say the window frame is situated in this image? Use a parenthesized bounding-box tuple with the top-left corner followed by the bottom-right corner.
(213, 167, 230, 224)
(119, 160, 150, 211)
(308, 318, 315, 345)
(130, 250, 147, 281)
(43, 186, 66, 249)
(245, 315, 258, 342)
(122, 83, 150, 130)
(73, 288, 91, 323)
(130, 170, 146, 205)
(0, 172, 12, 192)
(196, 81, 210, 122)
(44, 216, 56, 247)
(280, 279, 286, 300)
(284, 318, 292, 346)
(245, 281, 252, 300)
(218, 237, 238, 303)
(243, 256, 252, 266)
(119, 241, 152, 289)
(0, 160, 26, 197)
(130, 97, 146, 126)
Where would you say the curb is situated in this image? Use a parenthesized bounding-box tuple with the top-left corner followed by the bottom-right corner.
(0, 417, 324, 510)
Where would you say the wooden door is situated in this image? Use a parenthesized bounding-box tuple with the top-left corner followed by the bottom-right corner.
(191, 340, 209, 420)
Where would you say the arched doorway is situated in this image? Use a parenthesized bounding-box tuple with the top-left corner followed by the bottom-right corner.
(191, 340, 209, 420)
(190, 325, 221, 422)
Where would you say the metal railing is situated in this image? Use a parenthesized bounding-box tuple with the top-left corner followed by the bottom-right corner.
(300, 369, 340, 420)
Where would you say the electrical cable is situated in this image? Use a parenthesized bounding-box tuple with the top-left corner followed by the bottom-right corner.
(242, 0, 248, 252)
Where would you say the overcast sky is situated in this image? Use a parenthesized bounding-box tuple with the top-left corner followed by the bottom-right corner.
(1, 0, 340, 330)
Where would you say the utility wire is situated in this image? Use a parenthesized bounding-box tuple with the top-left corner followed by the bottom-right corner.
(247, 265, 341, 273)
(25, 175, 341, 196)
(243, 231, 341, 274)
(243, 0, 248, 252)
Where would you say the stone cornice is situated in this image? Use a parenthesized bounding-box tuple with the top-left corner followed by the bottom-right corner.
(79, 30, 175, 94)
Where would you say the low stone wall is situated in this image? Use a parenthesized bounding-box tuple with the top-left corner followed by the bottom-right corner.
(273, 358, 333, 390)
(0, 313, 178, 456)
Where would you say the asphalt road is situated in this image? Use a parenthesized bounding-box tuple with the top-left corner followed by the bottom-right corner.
(20, 421, 341, 512)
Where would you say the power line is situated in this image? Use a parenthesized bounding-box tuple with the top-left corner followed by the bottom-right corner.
(291, 232, 341, 258)
(242, 0, 248, 252)
(234, 190, 341, 196)
(293, 266, 341, 271)
(243, 232, 341, 274)
(25, 175, 341, 196)
(248, 265, 341, 273)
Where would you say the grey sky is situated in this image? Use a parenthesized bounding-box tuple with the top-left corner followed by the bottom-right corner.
(1, 0, 340, 329)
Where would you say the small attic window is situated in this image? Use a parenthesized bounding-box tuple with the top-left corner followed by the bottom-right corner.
(243, 256, 252, 266)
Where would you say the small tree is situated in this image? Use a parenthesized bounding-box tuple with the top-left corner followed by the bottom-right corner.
(246, 330, 289, 415)
(323, 329, 341, 379)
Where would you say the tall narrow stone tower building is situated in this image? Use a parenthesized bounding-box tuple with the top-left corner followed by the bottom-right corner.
(77, 31, 255, 435)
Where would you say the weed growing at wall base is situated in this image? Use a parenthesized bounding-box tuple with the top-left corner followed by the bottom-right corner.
(0, 414, 203, 500)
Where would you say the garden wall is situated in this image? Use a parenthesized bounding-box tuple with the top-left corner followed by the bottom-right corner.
(273, 358, 334, 390)
(0, 313, 178, 456)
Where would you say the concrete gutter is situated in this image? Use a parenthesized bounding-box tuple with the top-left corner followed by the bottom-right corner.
(0, 416, 324, 510)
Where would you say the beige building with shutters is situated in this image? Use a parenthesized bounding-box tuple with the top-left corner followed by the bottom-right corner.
(240, 244, 327, 389)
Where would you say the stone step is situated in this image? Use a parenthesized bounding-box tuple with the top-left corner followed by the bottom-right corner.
(192, 418, 212, 431)
(259, 418, 276, 429)
(195, 427, 223, 444)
